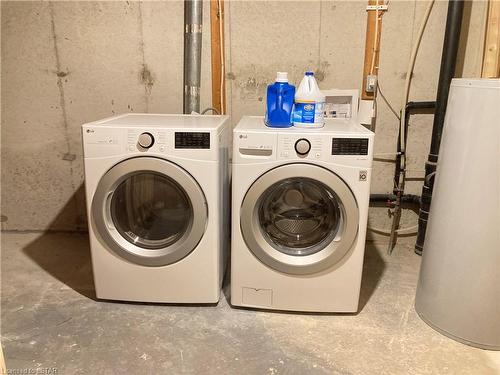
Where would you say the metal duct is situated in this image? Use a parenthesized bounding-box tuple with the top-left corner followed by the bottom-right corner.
(184, 0, 203, 114)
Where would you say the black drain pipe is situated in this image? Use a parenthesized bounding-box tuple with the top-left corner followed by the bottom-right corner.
(370, 194, 421, 205)
(415, 0, 464, 255)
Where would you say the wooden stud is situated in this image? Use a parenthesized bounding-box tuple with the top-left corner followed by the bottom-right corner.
(482, 0, 500, 78)
(210, 0, 226, 114)
(362, 0, 385, 100)
(0, 345, 5, 375)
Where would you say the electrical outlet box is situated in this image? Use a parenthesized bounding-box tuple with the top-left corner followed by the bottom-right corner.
(366, 75, 378, 93)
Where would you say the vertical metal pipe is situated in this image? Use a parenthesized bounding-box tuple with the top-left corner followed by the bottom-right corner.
(184, 0, 203, 114)
(415, 0, 464, 255)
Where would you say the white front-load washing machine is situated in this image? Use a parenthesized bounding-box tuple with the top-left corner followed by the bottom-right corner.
(231, 116, 374, 312)
(82, 113, 230, 303)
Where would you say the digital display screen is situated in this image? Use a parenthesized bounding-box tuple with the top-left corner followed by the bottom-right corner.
(332, 138, 369, 155)
(175, 132, 210, 149)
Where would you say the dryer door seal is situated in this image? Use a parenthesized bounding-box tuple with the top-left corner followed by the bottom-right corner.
(92, 157, 207, 267)
(240, 163, 358, 275)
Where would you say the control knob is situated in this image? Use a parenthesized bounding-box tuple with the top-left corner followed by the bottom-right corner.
(294, 138, 311, 155)
(138, 132, 154, 148)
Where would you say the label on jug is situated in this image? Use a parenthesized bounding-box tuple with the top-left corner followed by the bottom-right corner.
(293, 101, 325, 124)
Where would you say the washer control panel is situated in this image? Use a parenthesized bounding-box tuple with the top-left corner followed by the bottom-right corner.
(294, 138, 311, 155)
(138, 132, 155, 148)
(277, 134, 371, 161)
(236, 132, 275, 157)
(233, 129, 372, 165)
(331, 138, 369, 155)
(278, 135, 323, 160)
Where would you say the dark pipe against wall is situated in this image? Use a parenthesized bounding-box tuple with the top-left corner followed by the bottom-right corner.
(416, 0, 465, 255)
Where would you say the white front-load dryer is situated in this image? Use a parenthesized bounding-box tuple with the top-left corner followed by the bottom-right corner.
(231, 116, 374, 312)
(82, 113, 230, 303)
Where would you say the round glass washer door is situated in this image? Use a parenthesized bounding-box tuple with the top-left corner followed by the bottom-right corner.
(92, 157, 207, 267)
(241, 164, 359, 275)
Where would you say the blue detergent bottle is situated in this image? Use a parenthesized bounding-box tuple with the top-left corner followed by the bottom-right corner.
(265, 72, 295, 127)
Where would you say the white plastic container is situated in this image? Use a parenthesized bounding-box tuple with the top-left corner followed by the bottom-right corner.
(293, 71, 326, 128)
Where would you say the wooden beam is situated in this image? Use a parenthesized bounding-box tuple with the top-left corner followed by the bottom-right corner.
(482, 0, 500, 78)
(210, 0, 226, 114)
(0, 345, 5, 375)
(362, 0, 385, 100)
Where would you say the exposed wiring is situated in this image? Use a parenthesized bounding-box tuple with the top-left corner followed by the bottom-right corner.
(369, 0, 381, 75)
(376, 81, 400, 121)
(399, 0, 435, 165)
(372, 88, 378, 127)
(386, 0, 435, 253)
(365, 1, 434, 244)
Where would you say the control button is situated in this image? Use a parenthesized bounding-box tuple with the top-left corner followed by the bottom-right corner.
(315, 152, 321, 159)
(295, 138, 311, 155)
(138, 132, 154, 148)
(159, 145, 165, 152)
(128, 144, 135, 151)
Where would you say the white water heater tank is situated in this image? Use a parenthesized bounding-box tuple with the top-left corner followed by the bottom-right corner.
(415, 78, 500, 350)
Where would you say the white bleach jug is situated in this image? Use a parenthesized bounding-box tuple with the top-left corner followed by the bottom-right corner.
(293, 71, 325, 128)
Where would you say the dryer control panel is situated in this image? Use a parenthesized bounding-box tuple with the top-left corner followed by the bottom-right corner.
(175, 132, 210, 149)
(83, 126, 219, 161)
(126, 129, 168, 152)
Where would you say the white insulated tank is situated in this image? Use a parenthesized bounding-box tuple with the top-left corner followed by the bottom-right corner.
(415, 78, 500, 350)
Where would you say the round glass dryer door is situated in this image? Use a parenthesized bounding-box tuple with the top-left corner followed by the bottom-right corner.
(92, 157, 207, 267)
(110, 173, 192, 249)
(241, 164, 359, 275)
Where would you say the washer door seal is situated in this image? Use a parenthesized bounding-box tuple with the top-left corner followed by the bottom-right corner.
(240, 163, 359, 275)
(92, 157, 207, 267)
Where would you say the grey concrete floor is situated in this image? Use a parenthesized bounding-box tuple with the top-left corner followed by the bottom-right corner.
(1, 232, 499, 374)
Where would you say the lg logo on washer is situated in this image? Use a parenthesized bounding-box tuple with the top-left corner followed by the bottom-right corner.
(83, 127, 118, 146)
(238, 132, 274, 157)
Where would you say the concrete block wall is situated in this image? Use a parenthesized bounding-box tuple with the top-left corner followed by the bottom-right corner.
(1, 1, 486, 239)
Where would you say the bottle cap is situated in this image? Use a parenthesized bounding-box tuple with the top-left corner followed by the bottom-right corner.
(305, 71, 314, 76)
(276, 72, 288, 83)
